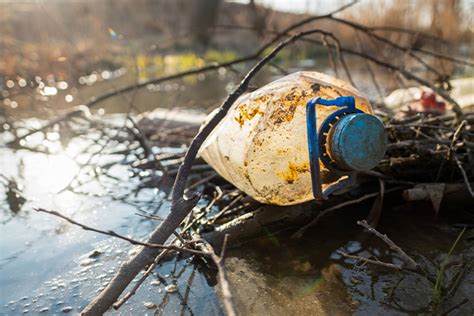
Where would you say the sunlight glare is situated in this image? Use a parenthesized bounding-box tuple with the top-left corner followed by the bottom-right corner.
(41, 86, 58, 96)
(44, 154, 79, 193)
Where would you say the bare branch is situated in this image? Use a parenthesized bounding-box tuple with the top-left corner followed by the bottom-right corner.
(216, 24, 467, 117)
(337, 250, 403, 270)
(357, 220, 419, 269)
(34, 208, 209, 257)
(454, 156, 474, 198)
(196, 234, 236, 316)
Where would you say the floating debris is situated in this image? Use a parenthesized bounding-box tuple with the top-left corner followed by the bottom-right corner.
(165, 284, 177, 293)
(150, 280, 161, 286)
(39, 307, 49, 313)
(144, 302, 156, 309)
(88, 250, 102, 258)
(61, 306, 73, 313)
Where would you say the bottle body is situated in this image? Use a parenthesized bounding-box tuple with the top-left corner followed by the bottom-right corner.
(199, 71, 374, 205)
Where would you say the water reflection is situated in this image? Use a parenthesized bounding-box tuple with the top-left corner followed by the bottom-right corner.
(0, 122, 224, 314)
(0, 107, 229, 314)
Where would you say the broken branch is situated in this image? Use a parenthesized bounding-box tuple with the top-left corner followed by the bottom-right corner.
(357, 220, 419, 269)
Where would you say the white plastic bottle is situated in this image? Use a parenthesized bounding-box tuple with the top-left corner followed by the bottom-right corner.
(199, 71, 385, 205)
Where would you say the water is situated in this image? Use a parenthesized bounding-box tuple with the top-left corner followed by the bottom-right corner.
(0, 128, 224, 315)
(1, 58, 473, 315)
(225, 207, 474, 315)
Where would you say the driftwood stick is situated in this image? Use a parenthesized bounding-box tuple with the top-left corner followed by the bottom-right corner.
(402, 182, 474, 203)
(213, 238, 235, 316)
(447, 120, 467, 160)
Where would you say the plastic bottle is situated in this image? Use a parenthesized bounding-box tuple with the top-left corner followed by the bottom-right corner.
(199, 71, 386, 205)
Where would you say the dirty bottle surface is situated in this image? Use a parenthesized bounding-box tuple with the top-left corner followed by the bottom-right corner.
(199, 71, 386, 205)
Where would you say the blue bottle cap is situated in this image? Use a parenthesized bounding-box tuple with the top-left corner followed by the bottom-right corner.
(328, 113, 387, 171)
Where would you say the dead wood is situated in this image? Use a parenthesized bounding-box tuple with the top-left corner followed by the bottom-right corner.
(403, 183, 474, 204)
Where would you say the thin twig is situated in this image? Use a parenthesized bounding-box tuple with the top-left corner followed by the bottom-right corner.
(447, 120, 467, 161)
(337, 250, 403, 270)
(357, 220, 419, 269)
(217, 23, 466, 117)
(196, 234, 236, 316)
(454, 156, 474, 198)
(34, 208, 209, 257)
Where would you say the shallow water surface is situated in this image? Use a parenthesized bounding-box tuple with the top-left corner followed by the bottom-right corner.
(0, 127, 224, 315)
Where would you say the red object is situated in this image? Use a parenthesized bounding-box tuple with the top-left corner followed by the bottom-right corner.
(421, 91, 446, 111)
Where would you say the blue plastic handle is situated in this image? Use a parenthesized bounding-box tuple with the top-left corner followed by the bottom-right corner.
(306, 96, 362, 200)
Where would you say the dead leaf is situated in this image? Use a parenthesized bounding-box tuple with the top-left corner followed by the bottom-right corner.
(425, 183, 446, 217)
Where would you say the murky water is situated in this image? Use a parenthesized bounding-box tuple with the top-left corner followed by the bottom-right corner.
(1, 57, 473, 315)
(225, 205, 474, 315)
